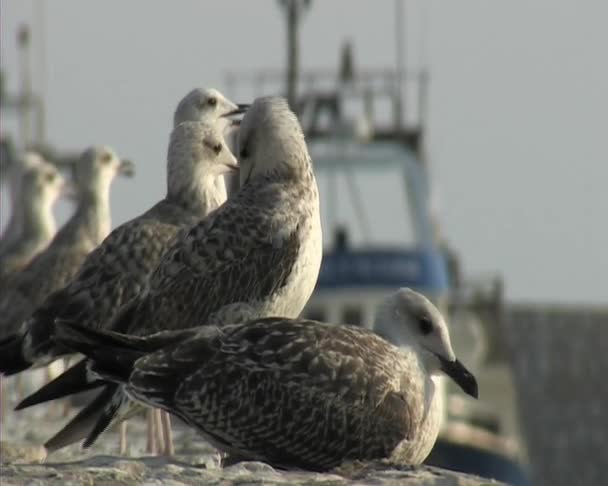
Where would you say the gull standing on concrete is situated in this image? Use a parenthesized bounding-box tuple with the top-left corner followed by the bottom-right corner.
(2, 88, 245, 453)
(0, 151, 48, 254)
(0, 158, 66, 287)
(0, 88, 244, 376)
(56, 288, 478, 471)
(39, 96, 323, 455)
(0, 146, 133, 341)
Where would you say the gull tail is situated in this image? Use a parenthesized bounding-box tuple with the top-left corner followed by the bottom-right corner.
(44, 384, 121, 452)
(54, 320, 151, 384)
(0, 312, 68, 376)
(47, 321, 199, 449)
(0, 333, 31, 376)
(16, 359, 103, 410)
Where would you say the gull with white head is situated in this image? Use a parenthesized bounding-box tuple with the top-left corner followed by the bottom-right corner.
(0, 151, 49, 254)
(2, 88, 245, 455)
(0, 145, 132, 341)
(37, 96, 323, 455)
(0, 158, 67, 287)
(55, 287, 477, 471)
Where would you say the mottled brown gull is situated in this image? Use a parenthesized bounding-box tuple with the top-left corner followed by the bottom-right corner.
(0, 88, 243, 376)
(0, 146, 132, 341)
(0, 158, 66, 288)
(56, 288, 478, 471)
(2, 88, 245, 455)
(38, 96, 323, 454)
(0, 151, 49, 254)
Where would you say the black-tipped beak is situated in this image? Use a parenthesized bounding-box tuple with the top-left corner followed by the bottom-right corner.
(222, 104, 250, 117)
(439, 357, 478, 399)
(118, 159, 135, 177)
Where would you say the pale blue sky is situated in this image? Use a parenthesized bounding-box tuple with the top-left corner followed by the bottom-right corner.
(1, 0, 607, 304)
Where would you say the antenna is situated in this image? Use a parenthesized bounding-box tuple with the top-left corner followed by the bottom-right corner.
(394, 0, 406, 130)
(33, 0, 47, 144)
(278, 0, 311, 110)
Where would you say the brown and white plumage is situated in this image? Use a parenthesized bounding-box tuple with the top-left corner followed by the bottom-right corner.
(37, 96, 323, 452)
(57, 288, 478, 471)
(0, 88, 242, 376)
(0, 146, 131, 341)
(0, 151, 49, 254)
(0, 158, 65, 287)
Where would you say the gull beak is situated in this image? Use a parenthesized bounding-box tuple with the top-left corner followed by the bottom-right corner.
(224, 162, 239, 173)
(439, 356, 478, 399)
(118, 159, 135, 177)
(222, 104, 250, 118)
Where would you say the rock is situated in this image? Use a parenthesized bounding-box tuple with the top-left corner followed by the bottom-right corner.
(0, 454, 504, 485)
(0, 441, 47, 464)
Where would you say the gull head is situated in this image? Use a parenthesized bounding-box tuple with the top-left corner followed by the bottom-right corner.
(173, 88, 248, 132)
(73, 146, 133, 197)
(22, 160, 66, 209)
(21, 151, 46, 171)
(374, 288, 478, 399)
(168, 121, 238, 189)
(236, 96, 309, 186)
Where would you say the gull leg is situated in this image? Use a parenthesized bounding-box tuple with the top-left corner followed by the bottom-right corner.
(61, 358, 71, 417)
(145, 409, 157, 454)
(0, 376, 6, 423)
(15, 374, 24, 402)
(154, 408, 164, 453)
(160, 410, 174, 456)
(119, 420, 129, 455)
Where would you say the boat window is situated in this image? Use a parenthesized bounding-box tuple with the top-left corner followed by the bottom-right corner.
(342, 306, 363, 326)
(304, 307, 326, 322)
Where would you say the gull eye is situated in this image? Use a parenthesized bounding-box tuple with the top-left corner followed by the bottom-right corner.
(418, 316, 433, 335)
(207, 97, 217, 107)
(100, 152, 113, 164)
(213, 143, 222, 155)
(45, 172, 56, 183)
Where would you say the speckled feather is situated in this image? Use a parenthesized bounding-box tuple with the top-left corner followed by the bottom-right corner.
(123, 164, 319, 336)
(41, 97, 324, 452)
(0, 161, 63, 288)
(9, 120, 233, 369)
(87, 319, 432, 471)
(0, 146, 124, 339)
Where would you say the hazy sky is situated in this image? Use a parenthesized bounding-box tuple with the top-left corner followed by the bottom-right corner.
(1, 0, 606, 304)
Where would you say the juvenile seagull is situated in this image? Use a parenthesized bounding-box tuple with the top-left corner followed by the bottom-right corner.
(0, 151, 48, 254)
(0, 146, 132, 341)
(0, 158, 66, 287)
(39, 96, 323, 454)
(56, 288, 478, 471)
(0, 88, 244, 377)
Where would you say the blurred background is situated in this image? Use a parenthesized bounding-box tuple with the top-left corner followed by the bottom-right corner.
(1, 1, 606, 485)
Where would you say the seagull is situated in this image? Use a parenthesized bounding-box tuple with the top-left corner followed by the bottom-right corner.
(0, 88, 244, 376)
(35, 96, 323, 455)
(55, 288, 478, 471)
(0, 146, 133, 341)
(0, 158, 67, 288)
(0, 151, 49, 254)
(1, 88, 245, 454)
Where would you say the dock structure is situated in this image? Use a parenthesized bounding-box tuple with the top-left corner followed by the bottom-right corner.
(502, 303, 608, 486)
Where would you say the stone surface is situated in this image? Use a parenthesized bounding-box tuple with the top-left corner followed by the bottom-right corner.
(0, 454, 502, 485)
(0, 401, 502, 485)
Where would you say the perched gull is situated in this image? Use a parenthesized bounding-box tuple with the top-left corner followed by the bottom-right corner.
(2, 88, 245, 455)
(0, 88, 244, 377)
(37, 96, 323, 454)
(0, 151, 48, 254)
(0, 158, 66, 287)
(0, 146, 133, 341)
(56, 288, 478, 471)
